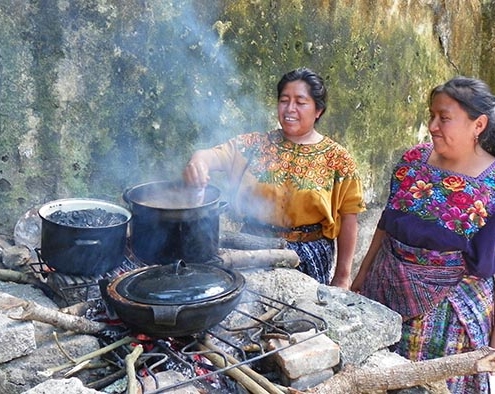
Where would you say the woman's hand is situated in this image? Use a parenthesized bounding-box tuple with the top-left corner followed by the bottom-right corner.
(490, 326, 495, 348)
(350, 228, 386, 294)
(350, 270, 366, 294)
(330, 274, 351, 290)
(183, 156, 210, 188)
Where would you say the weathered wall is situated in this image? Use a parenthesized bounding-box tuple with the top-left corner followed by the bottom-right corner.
(0, 0, 493, 235)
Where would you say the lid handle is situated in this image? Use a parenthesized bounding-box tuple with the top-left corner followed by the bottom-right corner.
(173, 259, 186, 275)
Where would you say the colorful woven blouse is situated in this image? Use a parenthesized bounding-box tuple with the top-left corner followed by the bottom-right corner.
(211, 129, 365, 240)
(378, 143, 495, 277)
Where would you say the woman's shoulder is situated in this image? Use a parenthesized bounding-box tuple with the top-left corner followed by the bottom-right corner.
(397, 142, 432, 164)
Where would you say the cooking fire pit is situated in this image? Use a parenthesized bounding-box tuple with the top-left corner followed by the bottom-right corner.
(29, 254, 328, 393)
(96, 289, 329, 393)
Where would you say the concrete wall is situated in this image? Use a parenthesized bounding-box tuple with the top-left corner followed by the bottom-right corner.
(0, 1, 493, 259)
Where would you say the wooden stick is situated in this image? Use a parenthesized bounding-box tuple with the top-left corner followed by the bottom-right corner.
(125, 344, 143, 394)
(9, 299, 107, 334)
(220, 231, 287, 250)
(197, 343, 272, 394)
(203, 336, 287, 394)
(39, 336, 136, 377)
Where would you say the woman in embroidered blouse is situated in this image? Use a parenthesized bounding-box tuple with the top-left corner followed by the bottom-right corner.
(352, 76, 495, 393)
(184, 67, 365, 288)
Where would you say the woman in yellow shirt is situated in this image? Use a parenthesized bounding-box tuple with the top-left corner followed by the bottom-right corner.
(184, 67, 365, 288)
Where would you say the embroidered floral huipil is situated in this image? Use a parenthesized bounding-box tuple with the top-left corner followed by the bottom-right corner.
(378, 143, 495, 277)
(211, 129, 365, 239)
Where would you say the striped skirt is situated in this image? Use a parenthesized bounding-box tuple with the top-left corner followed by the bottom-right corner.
(287, 237, 335, 285)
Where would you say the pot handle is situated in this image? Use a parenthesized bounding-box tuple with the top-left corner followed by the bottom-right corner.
(151, 305, 183, 326)
(74, 239, 101, 246)
(210, 201, 229, 216)
(122, 187, 131, 204)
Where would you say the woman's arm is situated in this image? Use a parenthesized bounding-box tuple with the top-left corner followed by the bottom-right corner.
(490, 283, 495, 348)
(350, 228, 386, 293)
(183, 149, 224, 188)
(331, 213, 358, 290)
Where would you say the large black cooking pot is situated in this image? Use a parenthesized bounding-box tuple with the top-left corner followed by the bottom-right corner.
(38, 198, 131, 276)
(123, 180, 226, 264)
(105, 261, 245, 337)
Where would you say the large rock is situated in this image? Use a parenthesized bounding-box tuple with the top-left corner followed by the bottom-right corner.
(243, 268, 402, 366)
(0, 312, 36, 363)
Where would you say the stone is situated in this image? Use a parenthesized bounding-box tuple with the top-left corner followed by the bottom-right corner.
(280, 367, 334, 391)
(22, 377, 103, 394)
(267, 329, 340, 379)
(299, 284, 402, 366)
(0, 333, 101, 394)
(0, 313, 36, 363)
(243, 269, 402, 366)
(140, 371, 201, 393)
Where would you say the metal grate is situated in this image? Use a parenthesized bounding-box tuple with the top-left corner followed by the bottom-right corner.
(138, 289, 329, 393)
(31, 249, 147, 305)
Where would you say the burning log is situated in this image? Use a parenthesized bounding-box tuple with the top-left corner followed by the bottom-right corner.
(288, 347, 495, 394)
(218, 248, 300, 270)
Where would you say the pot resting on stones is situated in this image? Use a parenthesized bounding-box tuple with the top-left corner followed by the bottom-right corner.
(105, 260, 246, 337)
(123, 180, 227, 265)
(38, 198, 132, 276)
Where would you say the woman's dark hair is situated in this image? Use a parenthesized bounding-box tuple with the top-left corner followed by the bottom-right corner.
(277, 67, 327, 123)
(429, 76, 495, 155)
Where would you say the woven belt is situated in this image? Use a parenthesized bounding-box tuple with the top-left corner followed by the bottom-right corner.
(276, 228, 324, 242)
(242, 221, 324, 242)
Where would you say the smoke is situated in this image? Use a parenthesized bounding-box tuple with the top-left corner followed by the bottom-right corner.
(97, 1, 272, 189)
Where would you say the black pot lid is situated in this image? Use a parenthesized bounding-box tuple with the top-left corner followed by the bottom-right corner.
(115, 261, 241, 305)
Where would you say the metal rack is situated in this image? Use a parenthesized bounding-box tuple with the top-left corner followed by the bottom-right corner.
(139, 289, 329, 393)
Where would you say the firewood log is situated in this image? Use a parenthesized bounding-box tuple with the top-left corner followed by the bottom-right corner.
(218, 248, 300, 270)
(2, 292, 107, 334)
(288, 347, 495, 394)
(219, 231, 287, 250)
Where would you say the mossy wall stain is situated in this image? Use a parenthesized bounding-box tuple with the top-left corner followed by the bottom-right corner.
(0, 0, 493, 233)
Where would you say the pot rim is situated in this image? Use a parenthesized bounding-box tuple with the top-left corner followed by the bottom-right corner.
(38, 198, 132, 226)
(123, 180, 221, 211)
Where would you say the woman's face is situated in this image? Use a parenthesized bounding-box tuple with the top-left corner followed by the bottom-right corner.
(277, 80, 323, 139)
(428, 92, 482, 159)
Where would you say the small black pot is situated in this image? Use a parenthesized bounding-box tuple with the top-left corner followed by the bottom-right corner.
(38, 198, 131, 276)
(105, 261, 245, 337)
(123, 180, 227, 264)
